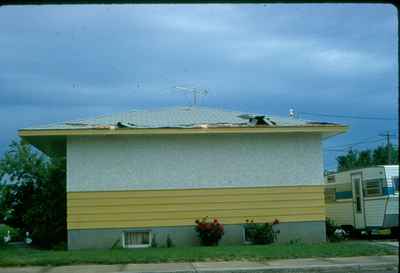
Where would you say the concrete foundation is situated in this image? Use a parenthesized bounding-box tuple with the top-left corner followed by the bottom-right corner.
(68, 221, 326, 250)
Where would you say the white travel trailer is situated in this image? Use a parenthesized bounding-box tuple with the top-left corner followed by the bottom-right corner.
(324, 165, 398, 234)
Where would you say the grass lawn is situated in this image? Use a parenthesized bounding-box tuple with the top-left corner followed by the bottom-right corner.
(0, 242, 396, 267)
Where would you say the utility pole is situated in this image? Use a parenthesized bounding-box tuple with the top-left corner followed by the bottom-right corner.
(379, 131, 395, 164)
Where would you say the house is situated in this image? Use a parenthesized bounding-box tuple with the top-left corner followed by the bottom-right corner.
(19, 106, 347, 249)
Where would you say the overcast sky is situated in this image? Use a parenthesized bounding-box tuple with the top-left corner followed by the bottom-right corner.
(0, 4, 397, 170)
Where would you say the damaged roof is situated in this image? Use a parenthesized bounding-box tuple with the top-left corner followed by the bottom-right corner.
(21, 106, 338, 130)
(19, 106, 347, 157)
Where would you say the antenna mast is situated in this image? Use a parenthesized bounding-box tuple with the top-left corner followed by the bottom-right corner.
(174, 86, 208, 106)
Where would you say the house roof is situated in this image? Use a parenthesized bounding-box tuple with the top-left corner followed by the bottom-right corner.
(18, 106, 348, 157)
(21, 106, 335, 130)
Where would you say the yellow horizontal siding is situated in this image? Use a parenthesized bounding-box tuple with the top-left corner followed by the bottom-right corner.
(68, 199, 324, 214)
(68, 193, 322, 208)
(69, 207, 325, 222)
(67, 186, 323, 199)
(67, 186, 326, 230)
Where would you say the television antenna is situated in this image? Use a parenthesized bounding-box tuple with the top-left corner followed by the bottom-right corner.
(174, 86, 208, 106)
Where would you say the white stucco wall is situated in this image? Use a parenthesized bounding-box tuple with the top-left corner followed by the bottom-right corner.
(67, 133, 324, 192)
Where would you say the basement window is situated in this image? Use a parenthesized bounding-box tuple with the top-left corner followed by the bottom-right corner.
(122, 231, 151, 248)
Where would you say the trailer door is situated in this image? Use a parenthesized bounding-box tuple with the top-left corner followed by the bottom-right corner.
(351, 173, 366, 229)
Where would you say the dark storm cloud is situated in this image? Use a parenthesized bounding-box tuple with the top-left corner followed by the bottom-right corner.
(0, 4, 397, 168)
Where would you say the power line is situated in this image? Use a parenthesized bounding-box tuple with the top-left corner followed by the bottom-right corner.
(298, 112, 397, 121)
(324, 149, 348, 152)
(325, 137, 385, 149)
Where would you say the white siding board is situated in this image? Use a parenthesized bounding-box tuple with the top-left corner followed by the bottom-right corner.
(67, 133, 323, 192)
(386, 196, 399, 214)
(384, 166, 399, 179)
(364, 199, 385, 227)
(329, 167, 385, 185)
(385, 166, 399, 188)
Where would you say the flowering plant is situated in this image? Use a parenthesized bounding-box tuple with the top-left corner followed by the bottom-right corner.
(244, 219, 280, 244)
(195, 217, 224, 246)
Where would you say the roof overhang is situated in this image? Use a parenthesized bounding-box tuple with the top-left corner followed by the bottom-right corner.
(19, 125, 348, 157)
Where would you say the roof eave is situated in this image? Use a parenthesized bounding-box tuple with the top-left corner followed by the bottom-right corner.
(19, 125, 348, 158)
(19, 125, 348, 137)
(20, 135, 66, 158)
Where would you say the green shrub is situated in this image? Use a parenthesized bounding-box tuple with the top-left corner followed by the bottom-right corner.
(244, 219, 280, 244)
(288, 238, 302, 245)
(195, 217, 224, 246)
(166, 234, 174, 248)
(151, 235, 157, 248)
(111, 238, 121, 249)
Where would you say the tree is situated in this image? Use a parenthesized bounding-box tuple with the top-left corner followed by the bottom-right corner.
(336, 149, 359, 172)
(336, 145, 399, 172)
(357, 150, 372, 167)
(372, 146, 398, 166)
(0, 140, 66, 249)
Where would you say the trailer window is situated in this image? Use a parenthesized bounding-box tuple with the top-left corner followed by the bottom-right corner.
(324, 188, 336, 202)
(327, 176, 335, 183)
(363, 179, 383, 197)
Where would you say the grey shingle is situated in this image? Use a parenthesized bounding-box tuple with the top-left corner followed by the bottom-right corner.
(21, 106, 337, 130)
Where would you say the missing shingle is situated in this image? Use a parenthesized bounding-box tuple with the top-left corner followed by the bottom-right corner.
(239, 114, 273, 126)
(251, 116, 268, 125)
(265, 117, 277, 125)
(117, 122, 137, 128)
